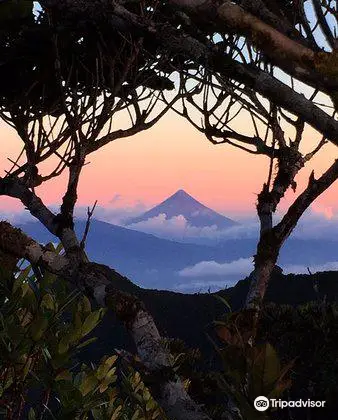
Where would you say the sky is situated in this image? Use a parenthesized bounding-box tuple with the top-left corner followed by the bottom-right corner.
(0, 108, 337, 222)
(1, 1, 337, 223)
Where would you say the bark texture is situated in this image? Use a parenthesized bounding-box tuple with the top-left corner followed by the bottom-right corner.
(246, 159, 338, 310)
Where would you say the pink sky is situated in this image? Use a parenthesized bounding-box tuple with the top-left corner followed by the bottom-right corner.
(0, 112, 337, 219)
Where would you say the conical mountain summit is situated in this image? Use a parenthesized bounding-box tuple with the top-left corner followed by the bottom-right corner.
(125, 189, 238, 229)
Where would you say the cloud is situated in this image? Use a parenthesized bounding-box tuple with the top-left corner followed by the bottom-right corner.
(0, 210, 36, 224)
(283, 261, 338, 275)
(290, 209, 338, 240)
(177, 256, 338, 288)
(174, 259, 338, 293)
(75, 200, 146, 225)
(123, 205, 338, 243)
(1, 198, 147, 227)
(3, 201, 338, 244)
(126, 214, 259, 242)
(178, 257, 253, 278)
(109, 194, 122, 204)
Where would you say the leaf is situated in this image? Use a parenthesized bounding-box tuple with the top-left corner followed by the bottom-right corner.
(28, 408, 36, 420)
(277, 358, 296, 384)
(252, 343, 281, 395)
(146, 399, 155, 411)
(78, 295, 92, 317)
(40, 271, 57, 289)
(58, 336, 70, 355)
(97, 355, 117, 380)
(269, 378, 292, 399)
(214, 294, 232, 312)
(22, 284, 37, 310)
(131, 409, 140, 420)
(143, 388, 151, 402)
(13, 266, 31, 292)
(30, 315, 48, 341)
(216, 325, 243, 347)
(76, 337, 98, 350)
(110, 405, 122, 420)
(55, 369, 72, 382)
(41, 293, 55, 311)
(99, 367, 117, 393)
(81, 309, 105, 337)
(55, 242, 64, 254)
(23, 357, 33, 379)
(79, 373, 99, 396)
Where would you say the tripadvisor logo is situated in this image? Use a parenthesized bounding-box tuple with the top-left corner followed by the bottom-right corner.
(254, 396, 269, 411)
(254, 396, 326, 411)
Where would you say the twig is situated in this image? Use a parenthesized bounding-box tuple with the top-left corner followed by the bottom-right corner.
(80, 200, 98, 250)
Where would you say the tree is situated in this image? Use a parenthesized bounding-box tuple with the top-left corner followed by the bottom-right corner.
(74, 0, 338, 319)
(1, 0, 338, 416)
(0, 3, 212, 419)
(68, 0, 338, 144)
(158, 0, 338, 316)
(171, 65, 338, 317)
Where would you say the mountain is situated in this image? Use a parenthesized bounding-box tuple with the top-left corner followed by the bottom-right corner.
(17, 219, 338, 292)
(125, 189, 238, 229)
(18, 219, 241, 289)
(88, 269, 338, 363)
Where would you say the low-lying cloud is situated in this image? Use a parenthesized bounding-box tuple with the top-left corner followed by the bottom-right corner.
(3, 202, 338, 245)
(75, 202, 146, 226)
(179, 258, 253, 278)
(283, 261, 338, 274)
(0, 209, 36, 224)
(178, 257, 338, 280)
(126, 213, 259, 242)
(124, 207, 338, 243)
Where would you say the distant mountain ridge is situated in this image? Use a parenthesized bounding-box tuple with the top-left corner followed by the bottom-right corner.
(17, 219, 338, 292)
(125, 189, 238, 229)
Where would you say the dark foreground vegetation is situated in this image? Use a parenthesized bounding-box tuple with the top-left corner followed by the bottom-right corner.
(1, 250, 337, 420)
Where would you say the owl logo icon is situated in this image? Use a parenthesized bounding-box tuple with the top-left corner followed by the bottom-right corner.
(254, 396, 270, 411)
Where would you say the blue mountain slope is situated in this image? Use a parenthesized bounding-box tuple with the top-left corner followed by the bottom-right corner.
(16, 219, 338, 292)
(18, 219, 244, 288)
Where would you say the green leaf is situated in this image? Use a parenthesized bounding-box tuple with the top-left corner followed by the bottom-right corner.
(81, 309, 105, 337)
(146, 399, 156, 412)
(58, 335, 70, 355)
(252, 342, 281, 395)
(41, 293, 55, 311)
(55, 369, 72, 382)
(76, 337, 98, 350)
(13, 266, 31, 292)
(214, 294, 232, 312)
(55, 242, 64, 254)
(23, 357, 33, 379)
(30, 315, 48, 341)
(99, 367, 117, 393)
(79, 373, 99, 396)
(28, 408, 36, 420)
(96, 355, 117, 380)
(78, 295, 92, 317)
(40, 271, 57, 289)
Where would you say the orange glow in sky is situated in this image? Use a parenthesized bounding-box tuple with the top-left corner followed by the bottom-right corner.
(0, 111, 337, 218)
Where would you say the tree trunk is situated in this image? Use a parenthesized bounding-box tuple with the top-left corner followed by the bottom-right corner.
(245, 231, 279, 311)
